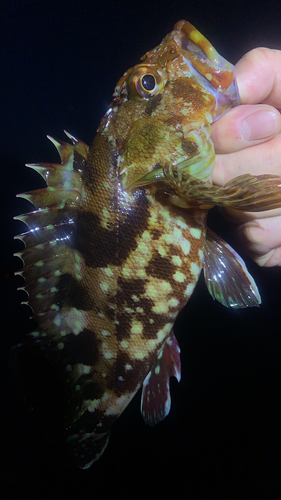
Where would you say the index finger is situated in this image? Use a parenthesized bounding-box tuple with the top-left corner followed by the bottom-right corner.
(236, 47, 281, 108)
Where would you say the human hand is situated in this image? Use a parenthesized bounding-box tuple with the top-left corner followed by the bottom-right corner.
(211, 48, 281, 267)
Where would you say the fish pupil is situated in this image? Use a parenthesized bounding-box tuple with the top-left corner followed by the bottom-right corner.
(141, 73, 156, 91)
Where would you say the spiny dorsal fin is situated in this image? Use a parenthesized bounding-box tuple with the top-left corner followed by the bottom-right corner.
(15, 132, 88, 327)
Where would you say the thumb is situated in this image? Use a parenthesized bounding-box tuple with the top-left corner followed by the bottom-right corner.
(211, 104, 281, 154)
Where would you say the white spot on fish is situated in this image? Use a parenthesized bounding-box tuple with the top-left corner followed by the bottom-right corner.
(104, 267, 114, 277)
(101, 329, 111, 337)
(184, 282, 195, 298)
(173, 271, 185, 282)
(180, 239, 191, 255)
(152, 302, 168, 314)
(171, 255, 182, 266)
(173, 227, 182, 240)
(54, 315, 62, 327)
(168, 298, 179, 307)
(190, 262, 200, 277)
(190, 227, 201, 239)
(100, 282, 109, 293)
(87, 399, 100, 412)
(103, 350, 114, 360)
(158, 245, 167, 257)
(131, 321, 143, 335)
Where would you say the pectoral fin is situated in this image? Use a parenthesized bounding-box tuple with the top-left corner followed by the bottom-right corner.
(161, 168, 281, 211)
(203, 228, 261, 308)
(185, 173, 281, 211)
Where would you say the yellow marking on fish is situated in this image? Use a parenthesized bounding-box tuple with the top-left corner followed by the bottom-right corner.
(168, 298, 179, 307)
(176, 217, 189, 229)
(180, 239, 191, 255)
(103, 350, 114, 360)
(87, 399, 100, 412)
(158, 245, 167, 257)
(152, 302, 169, 314)
(99, 282, 109, 293)
(190, 227, 201, 239)
(124, 307, 134, 314)
(173, 271, 186, 283)
(131, 320, 143, 335)
(101, 329, 111, 337)
(171, 255, 182, 266)
(185, 283, 196, 297)
(104, 267, 114, 277)
(162, 234, 173, 245)
(190, 262, 200, 277)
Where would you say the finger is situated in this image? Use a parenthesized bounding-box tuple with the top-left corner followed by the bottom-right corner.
(235, 215, 281, 267)
(213, 132, 281, 185)
(211, 104, 281, 154)
(218, 206, 281, 224)
(236, 48, 281, 107)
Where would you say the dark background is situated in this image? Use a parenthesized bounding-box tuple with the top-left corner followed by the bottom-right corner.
(2, 1, 281, 498)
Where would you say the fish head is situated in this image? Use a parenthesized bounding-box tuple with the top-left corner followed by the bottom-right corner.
(99, 20, 239, 190)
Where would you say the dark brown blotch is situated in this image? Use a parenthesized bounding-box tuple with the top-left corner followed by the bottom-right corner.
(150, 227, 162, 240)
(146, 250, 177, 280)
(63, 328, 101, 366)
(109, 352, 152, 396)
(55, 273, 93, 310)
(145, 94, 162, 116)
(76, 189, 151, 268)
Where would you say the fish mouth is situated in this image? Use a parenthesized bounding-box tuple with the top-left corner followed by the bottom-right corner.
(127, 139, 215, 190)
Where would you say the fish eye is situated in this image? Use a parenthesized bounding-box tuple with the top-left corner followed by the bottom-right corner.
(126, 65, 167, 100)
(140, 74, 156, 92)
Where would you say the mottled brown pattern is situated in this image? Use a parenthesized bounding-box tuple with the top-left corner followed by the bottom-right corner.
(76, 187, 151, 268)
(109, 354, 151, 396)
(55, 273, 94, 310)
(17, 21, 242, 468)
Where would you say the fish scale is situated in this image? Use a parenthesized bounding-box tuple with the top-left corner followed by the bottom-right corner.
(14, 20, 281, 468)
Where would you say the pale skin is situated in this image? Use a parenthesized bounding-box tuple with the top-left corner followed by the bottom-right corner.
(211, 48, 281, 267)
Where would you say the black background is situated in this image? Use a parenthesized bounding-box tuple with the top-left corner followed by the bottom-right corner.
(2, 1, 281, 498)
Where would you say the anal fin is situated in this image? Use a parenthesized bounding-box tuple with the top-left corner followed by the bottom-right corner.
(141, 330, 181, 426)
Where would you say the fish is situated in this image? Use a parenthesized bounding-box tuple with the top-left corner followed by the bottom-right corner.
(14, 20, 281, 469)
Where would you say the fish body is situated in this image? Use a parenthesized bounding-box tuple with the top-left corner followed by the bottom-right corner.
(15, 21, 281, 468)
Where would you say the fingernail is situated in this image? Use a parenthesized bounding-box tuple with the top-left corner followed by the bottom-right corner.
(242, 110, 278, 141)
